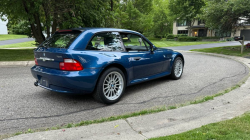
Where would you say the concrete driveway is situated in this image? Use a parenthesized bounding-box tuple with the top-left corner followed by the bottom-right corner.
(0, 52, 248, 135)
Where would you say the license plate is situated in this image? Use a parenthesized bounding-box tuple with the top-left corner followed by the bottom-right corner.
(39, 78, 49, 87)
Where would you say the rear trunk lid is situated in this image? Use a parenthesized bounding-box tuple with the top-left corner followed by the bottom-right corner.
(34, 30, 82, 69)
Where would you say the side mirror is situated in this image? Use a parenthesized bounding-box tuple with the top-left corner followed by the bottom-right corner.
(150, 45, 157, 53)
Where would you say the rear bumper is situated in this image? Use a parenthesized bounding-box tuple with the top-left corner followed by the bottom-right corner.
(31, 66, 101, 94)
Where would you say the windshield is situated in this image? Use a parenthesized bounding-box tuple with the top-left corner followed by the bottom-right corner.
(41, 32, 81, 49)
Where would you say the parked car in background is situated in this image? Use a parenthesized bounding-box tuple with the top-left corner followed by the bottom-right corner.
(31, 28, 184, 104)
(234, 36, 243, 41)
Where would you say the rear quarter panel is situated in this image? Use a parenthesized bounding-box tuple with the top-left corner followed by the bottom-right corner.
(69, 50, 133, 84)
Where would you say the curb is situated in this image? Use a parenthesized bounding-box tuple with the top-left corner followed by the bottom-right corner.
(0, 61, 35, 66)
(3, 52, 250, 140)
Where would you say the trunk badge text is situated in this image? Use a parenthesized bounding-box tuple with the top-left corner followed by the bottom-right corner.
(37, 57, 54, 62)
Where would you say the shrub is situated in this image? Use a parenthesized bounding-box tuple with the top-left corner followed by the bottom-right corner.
(200, 37, 220, 39)
(166, 34, 175, 39)
(154, 35, 162, 38)
(226, 37, 234, 41)
(178, 36, 198, 41)
(177, 34, 188, 37)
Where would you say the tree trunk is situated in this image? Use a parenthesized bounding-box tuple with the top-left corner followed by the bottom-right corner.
(188, 20, 195, 36)
(42, 1, 51, 38)
(110, 0, 113, 11)
(52, 17, 58, 34)
(22, 0, 45, 44)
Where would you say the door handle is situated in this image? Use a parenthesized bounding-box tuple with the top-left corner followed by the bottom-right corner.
(133, 57, 141, 61)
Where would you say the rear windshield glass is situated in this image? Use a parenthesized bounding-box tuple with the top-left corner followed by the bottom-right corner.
(41, 32, 81, 49)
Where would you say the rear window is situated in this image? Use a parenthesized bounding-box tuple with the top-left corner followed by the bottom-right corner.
(41, 32, 81, 49)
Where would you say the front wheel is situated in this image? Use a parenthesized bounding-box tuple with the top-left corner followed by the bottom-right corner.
(93, 67, 125, 104)
(170, 57, 184, 80)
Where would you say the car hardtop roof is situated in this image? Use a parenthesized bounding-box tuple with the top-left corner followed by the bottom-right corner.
(70, 27, 141, 35)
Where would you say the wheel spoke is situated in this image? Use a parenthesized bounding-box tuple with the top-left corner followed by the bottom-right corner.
(104, 89, 109, 95)
(113, 75, 117, 81)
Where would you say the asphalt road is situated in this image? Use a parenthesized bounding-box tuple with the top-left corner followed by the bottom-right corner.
(0, 38, 34, 46)
(0, 52, 248, 135)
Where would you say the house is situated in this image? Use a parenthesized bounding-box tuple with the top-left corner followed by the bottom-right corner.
(0, 16, 8, 34)
(173, 19, 250, 40)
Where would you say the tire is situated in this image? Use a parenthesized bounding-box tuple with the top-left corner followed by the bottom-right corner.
(170, 57, 184, 80)
(93, 67, 126, 104)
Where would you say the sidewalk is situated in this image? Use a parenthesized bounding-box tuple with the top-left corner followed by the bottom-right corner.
(5, 52, 250, 140)
(0, 61, 34, 66)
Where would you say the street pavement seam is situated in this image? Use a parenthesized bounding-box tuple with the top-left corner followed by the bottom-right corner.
(125, 119, 148, 139)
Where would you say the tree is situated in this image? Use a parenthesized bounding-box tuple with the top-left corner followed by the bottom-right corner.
(0, 0, 77, 44)
(200, 0, 250, 53)
(151, 0, 173, 38)
(0, 0, 172, 44)
(7, 20, 31, 35)
(114, 0, 153, 33)
(0, 0, 113, 44)
(168, 0, 205, 36)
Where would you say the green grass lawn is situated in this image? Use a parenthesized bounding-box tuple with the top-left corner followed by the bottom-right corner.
(0, 49, 34, 61)
(150, 112, 250, 140)
(0, 34, 28, 41)
(0, 41, 36, 49)
(151, 40, 220, 47)
(191, 45, 250, 57)
(145, 37, 221, 47)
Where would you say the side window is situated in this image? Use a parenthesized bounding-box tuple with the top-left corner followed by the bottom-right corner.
(143, 39, 151, 49)
(86, 32, 124, 51)
(121, 33, 149, 52)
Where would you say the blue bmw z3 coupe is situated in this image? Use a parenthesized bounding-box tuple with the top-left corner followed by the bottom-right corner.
(31, 28, 184, 104)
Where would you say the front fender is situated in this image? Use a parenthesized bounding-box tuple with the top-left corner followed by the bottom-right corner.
(171, 52, 185, 67)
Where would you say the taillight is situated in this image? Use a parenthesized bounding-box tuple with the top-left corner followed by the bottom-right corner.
(59, 59, 83, 71)
(35, 58, 38, 65)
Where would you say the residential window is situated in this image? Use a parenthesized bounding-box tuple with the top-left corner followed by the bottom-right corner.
(198, 19, 205, 25)
(176, 20, 190, 26)
(177, 30, 188, 35)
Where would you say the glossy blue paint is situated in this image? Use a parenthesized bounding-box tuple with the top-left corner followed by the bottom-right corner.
(31, 28, 184, 94)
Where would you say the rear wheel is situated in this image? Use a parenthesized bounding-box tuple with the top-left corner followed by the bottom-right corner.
(170, 57, 184, 80)
(93, 67, 125, 104)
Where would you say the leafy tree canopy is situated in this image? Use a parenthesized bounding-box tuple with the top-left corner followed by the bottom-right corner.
(168, 0, 205, 22)
(200, 0, 250, 34)
(0, 0, 173, 43)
